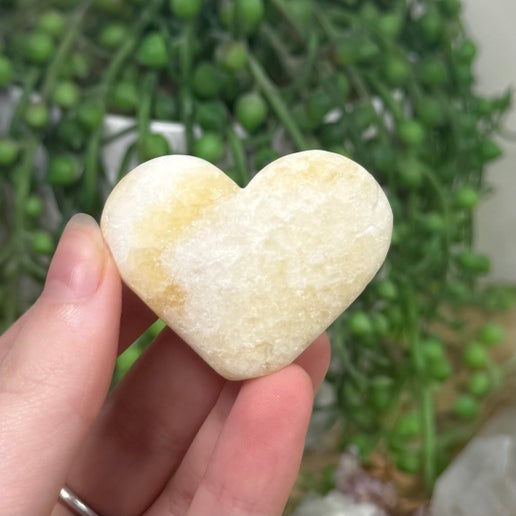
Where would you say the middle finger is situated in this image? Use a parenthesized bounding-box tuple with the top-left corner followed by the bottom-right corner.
(63, 328, 225, 516)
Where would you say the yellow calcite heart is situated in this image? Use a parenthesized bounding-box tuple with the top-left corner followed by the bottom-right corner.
(101, 150, 392, 380)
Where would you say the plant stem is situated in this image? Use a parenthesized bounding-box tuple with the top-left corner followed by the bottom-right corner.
(422, 167, 451, 256)
(364, 71, 404, 122)
(101, 123, 138, 145)
(22, 256, 48, 281)
(404, 286, 436, 490)
(313, 8, 338, 40)
(8, 68, 39, 133)
(325, 7, 357, 27)
(333, 330, 368, 388)
(116, 141, 137, 182)
(268, 0, 305, 42)
(248, 54, 307, 151)
(227, 127, 248, 186)
(81, 130, 102, 213)
(98, 0, 163, 95)
(259, 23, 298, 77)
(8, 136, 39, 321)
(436, 423, 476, 451)
(314, 10, 393, 155)
(41, 1, 91, 100)
(420, 381, 436, 489)
(14, 138, 39, 237)
(177, 21, 195, 154)
(137, 71, 158, 157)
(297, 30, 319, 92)
(81, 0, 162, 210)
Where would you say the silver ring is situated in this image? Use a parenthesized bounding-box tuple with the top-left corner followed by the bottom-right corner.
(58, 486, 100, 516)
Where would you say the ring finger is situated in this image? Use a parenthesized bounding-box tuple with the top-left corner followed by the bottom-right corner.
(58, 328, 225, 516)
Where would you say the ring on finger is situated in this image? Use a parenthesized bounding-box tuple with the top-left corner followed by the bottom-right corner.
(58, 485, 100, 516)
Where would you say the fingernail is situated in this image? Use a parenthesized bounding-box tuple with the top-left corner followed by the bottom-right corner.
(44, 214, 106, 300)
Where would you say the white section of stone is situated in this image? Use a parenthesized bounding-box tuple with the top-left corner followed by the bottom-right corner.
(101, 155, 223, 263)
(161, 152, 390, 378)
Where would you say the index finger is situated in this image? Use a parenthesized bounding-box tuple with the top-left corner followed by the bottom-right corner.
(0, 214, 121, 515)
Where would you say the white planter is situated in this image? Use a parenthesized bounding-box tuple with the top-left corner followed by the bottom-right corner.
(101, 114, 188, 185)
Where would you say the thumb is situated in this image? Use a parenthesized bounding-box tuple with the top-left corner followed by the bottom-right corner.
(0, 214, 121, 515)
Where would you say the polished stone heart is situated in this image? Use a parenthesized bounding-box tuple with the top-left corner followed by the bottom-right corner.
(101, 150, 392, 380)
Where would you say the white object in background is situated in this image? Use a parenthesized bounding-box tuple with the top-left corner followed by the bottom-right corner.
(430, 405, 516, 516)
(101, 115, 187, 185)
(292, 491, 386, 516)
(462, 0, 516, 283)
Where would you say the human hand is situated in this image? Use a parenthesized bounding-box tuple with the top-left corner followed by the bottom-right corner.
(0, 214, 331, 516)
